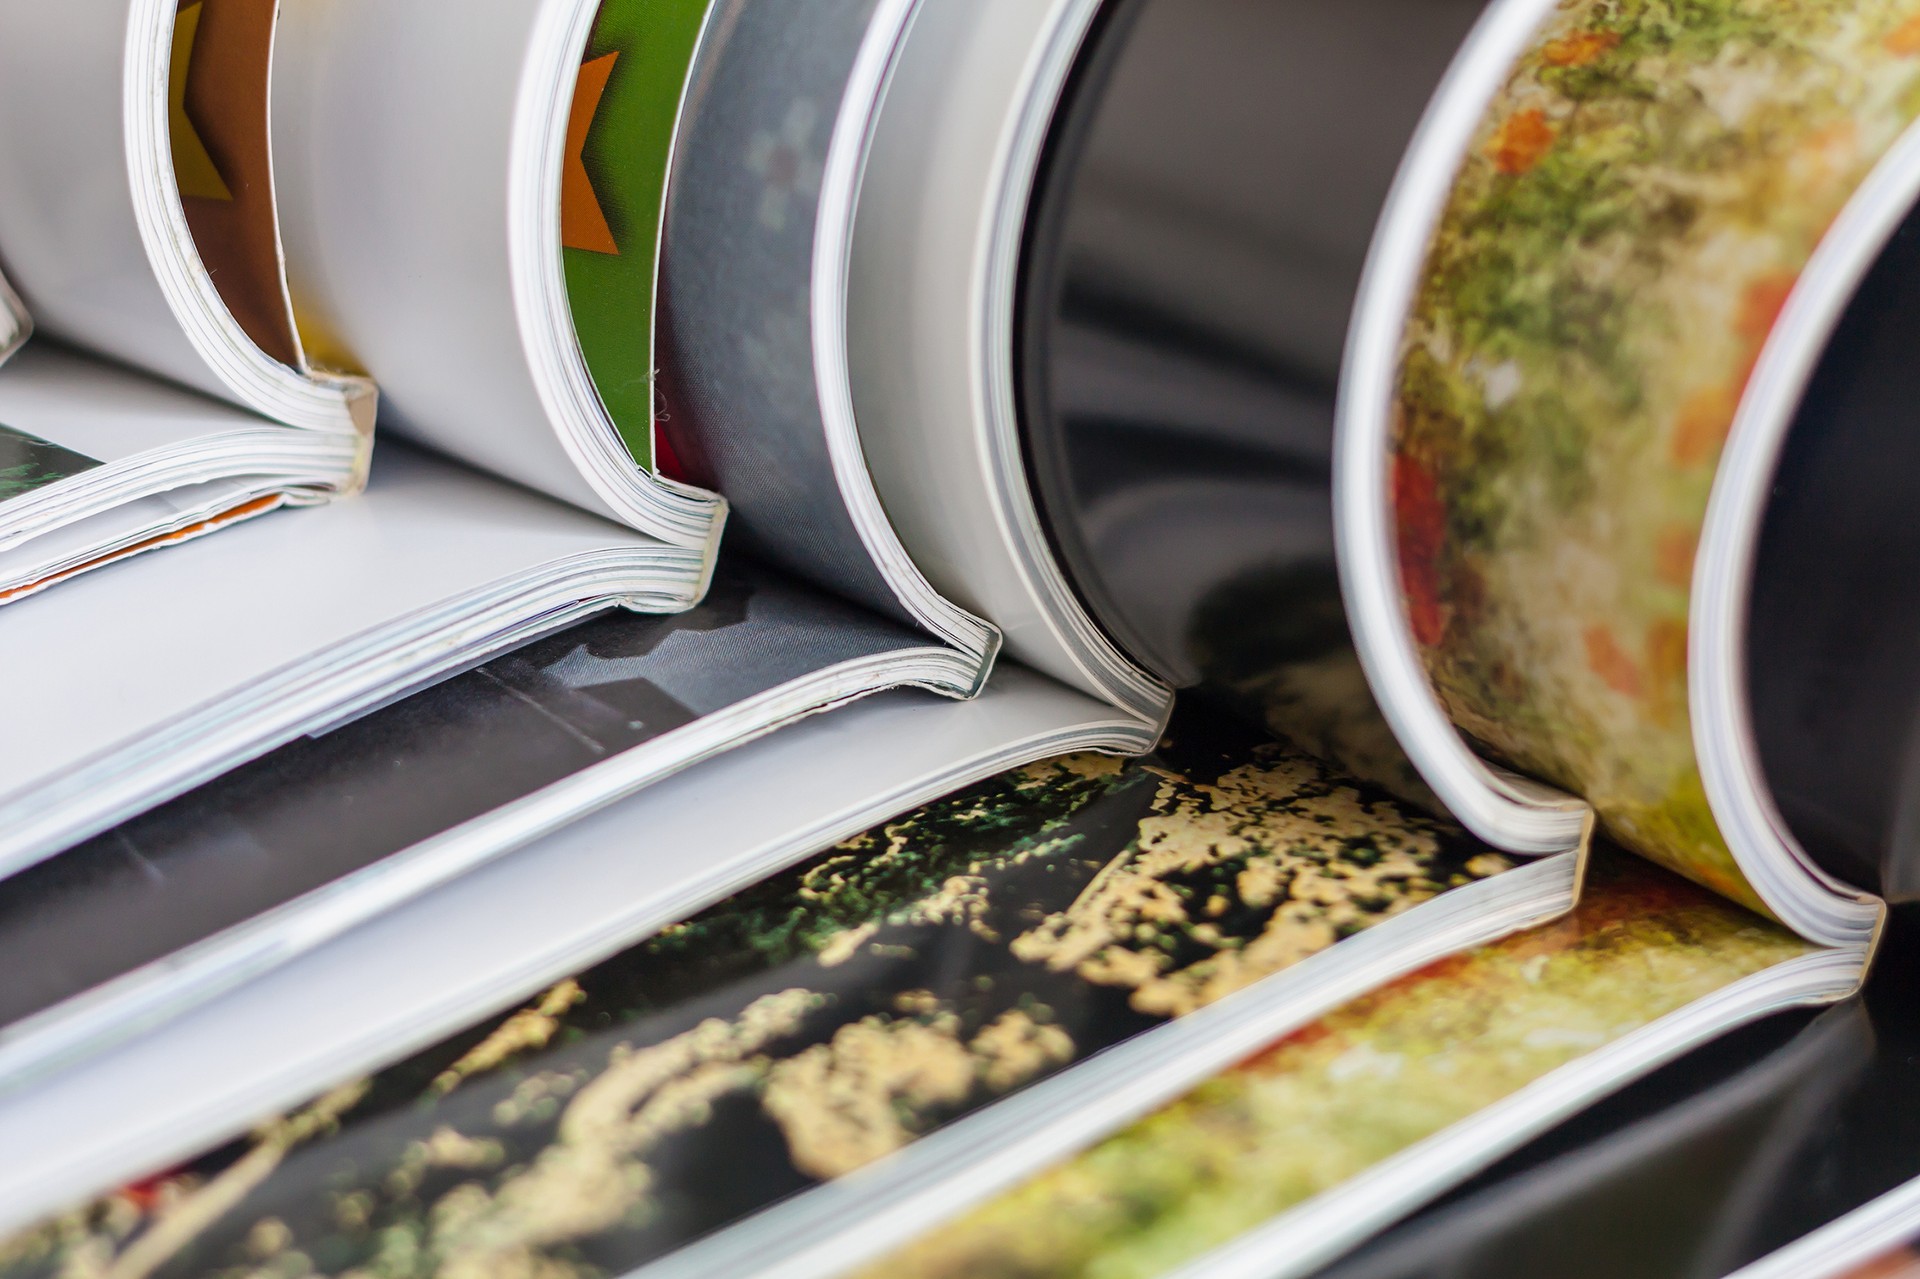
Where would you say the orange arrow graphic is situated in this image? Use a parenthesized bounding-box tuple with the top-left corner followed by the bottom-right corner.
(563, 51, 620, 255)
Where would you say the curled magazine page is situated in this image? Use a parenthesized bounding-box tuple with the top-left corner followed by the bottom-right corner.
(271, 0, 723, 551)
(1748, 208, 1920, 905)
(1332, 0, 1920, 953)
(0, 0, 371, 424)
(0, 0, 375, 602)
(0, 706, 1537, 1277)
(0, 555, 968, 1087)
(1318, 932, 1920, 1279)
(658, 0, 1001, 680)
(559, 0, 710, 472)
(1378, 0, 1920, 917)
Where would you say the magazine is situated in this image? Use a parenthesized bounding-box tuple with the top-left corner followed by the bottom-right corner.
(0, 0, 375, 596)
(654, 0, 1920, 1270)
(0, 698, 1536, 1268)
(0, 0, 1613, 1179)
(0, 0, 1026, 900)
(2, 0, 1920, 1273)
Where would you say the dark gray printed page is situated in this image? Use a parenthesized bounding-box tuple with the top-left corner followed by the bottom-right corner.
(658, 0, 909, 622)
(0, 557, 926, 1039)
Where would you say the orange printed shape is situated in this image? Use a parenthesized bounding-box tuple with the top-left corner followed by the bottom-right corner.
(563, 52, 621, 256)
(1489, 109, 1556, 175)
(1584, 624, 1644, 699)
(1887, 13, 1920, 55)
(0, 494, 283, 606)
(1737, 272, 1798, 346)
(1644, 618, 1689, 723)
(1654, 524, 1698, 589)
(1393, 455, 1448, 647)
(1670, 384, 1739, 467)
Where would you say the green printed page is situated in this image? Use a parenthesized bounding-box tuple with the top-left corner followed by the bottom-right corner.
(0, 708, 1522, 1279)
(0, 426, 100, 505)
(871, 844, 1812, 1275)
(866, 850, 1816, 1279)
(562, 0, 709, 470)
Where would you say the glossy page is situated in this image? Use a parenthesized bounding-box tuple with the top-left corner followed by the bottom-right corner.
(1318, 922, 1920, 1279)
(0, 705, 1523, 1276)
(1748, 210, 1920, 902)
(860, 851, 1815, 1279)
(561, 0, 709, 469)
(1384, 0, 1920, 912)
(658, 0, 913, 621)
(1020, 0, 1488, 699)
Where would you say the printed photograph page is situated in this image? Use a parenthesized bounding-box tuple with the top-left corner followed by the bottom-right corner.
(659, 0, 950, 629)
(850, 851, 1818, 1279)
(0, 701, 1546, 1277)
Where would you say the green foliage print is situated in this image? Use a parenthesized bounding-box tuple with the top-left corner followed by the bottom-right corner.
(1391, 0, 1920, 909)
(561, 0, 711, 469)
(0, 426, 100, 504)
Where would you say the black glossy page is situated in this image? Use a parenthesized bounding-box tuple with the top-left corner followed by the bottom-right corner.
(0, 559, 922, 1036)
(1749, 207, 1920, 900)
(1315, 913, 1920, 1279)
(1019, 0, 1488, 707)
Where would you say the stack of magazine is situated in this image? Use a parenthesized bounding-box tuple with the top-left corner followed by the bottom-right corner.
(2, 0, 1920, 1276)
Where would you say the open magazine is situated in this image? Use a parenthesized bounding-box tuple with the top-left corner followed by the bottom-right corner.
(0, 0, 836, 883)
(0, 0, 1629, 1130)
(0, 0, 374, 599)
(0, 0, 1190, 1097)
(0, 0, 1581, 1242)
(3, 0, 1920, 1274)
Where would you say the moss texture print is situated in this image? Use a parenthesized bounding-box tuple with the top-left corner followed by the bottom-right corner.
(1391, 0, 1920, 910)
(562, 0, 710, 470)
(0, 710, 1516, 1278)
(864, 851, 1814, 1279)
